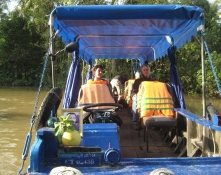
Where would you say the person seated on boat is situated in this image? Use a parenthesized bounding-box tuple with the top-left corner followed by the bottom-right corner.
(124, 71, 140, 107)
(78, 65, 122, 125)
(110, 75, 128, 103)
(87, 64, 114, 97)
(77, 64, 115, 107)
(131, 64, 154, 130)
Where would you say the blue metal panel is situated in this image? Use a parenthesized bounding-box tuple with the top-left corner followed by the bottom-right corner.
(28, 136, 45, 172)
(26, 157, 221, 175)
(28, 124, 121, 172)
(82, 123, 120, 151)
(28, 128, 59, 172)
(76, 157, 221, 174)
(57, 124, 121, 167)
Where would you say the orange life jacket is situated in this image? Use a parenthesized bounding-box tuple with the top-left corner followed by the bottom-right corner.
(78, 84, 115, 105)
(87, 79, 107, 85)
(137, 81, 174, 117)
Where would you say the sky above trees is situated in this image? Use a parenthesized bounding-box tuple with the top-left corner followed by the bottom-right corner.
(8, 1, 18, 11)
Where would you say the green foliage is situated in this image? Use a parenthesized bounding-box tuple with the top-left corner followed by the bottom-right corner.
(54, 114, 76, 144)
(204, 52, 221, 97)
(93, 59, 133, 79)
(0, 14, 45, 86)
(123, 0, 169, 4)
(150, 57, 170, 82)
(175, 40, 202, 94)
(0, 0, 221, 97)
(0, 0, 10, 20)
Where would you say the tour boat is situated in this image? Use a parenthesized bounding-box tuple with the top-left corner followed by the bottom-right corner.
(19, 5, 221, 175)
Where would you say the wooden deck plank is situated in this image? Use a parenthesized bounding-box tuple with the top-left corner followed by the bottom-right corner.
(116, 108, 179, 158)
(121, 146, 137, 158)
(120, 128, 133, 146)
(135, 146, 148, 158)
(147, 145, 161, 153)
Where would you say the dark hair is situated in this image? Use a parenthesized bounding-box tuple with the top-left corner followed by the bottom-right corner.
(92, 64, 103, 72)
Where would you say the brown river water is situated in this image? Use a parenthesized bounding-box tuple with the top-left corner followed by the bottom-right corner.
(0, 87, 221, 175)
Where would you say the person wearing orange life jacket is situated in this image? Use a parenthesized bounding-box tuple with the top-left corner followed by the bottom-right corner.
(87, 64, 114, 98)
(131, 64, 154, 130)
(79, 65, 121, 125)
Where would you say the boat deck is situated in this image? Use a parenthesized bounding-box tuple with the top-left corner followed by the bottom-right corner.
(117, 108, 179, 158)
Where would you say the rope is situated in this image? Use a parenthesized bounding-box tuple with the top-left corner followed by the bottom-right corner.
(202, 32, 221, 97)
(17, 40, 52, 175)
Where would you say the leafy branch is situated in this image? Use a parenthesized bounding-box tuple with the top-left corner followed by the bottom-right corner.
(54, 114, 75, 144)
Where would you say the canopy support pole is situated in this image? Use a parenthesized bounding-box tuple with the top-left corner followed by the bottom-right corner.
(201, 32, 208, 156)
(50, 19, 56, 88)
(201, 34, 206, 119)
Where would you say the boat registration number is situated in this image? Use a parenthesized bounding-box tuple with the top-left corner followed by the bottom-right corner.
(60, 154, 102, 167)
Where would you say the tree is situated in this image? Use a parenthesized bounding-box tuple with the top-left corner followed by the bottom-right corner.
(0, 0, 11, 20)
(169, 0, 221, 95)
(0, 14, 45, 86)
(0, 0, 220, 95)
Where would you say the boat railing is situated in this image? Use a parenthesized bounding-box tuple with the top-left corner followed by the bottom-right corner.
(175, 108, 221, 157)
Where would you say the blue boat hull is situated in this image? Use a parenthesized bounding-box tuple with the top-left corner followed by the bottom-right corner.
(25, 156, 221, 174)
(25, 122, 221, 175)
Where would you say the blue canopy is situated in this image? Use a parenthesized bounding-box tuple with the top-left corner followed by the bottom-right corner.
(51, 5, 203, 65)
(50, 5, 204, 107)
